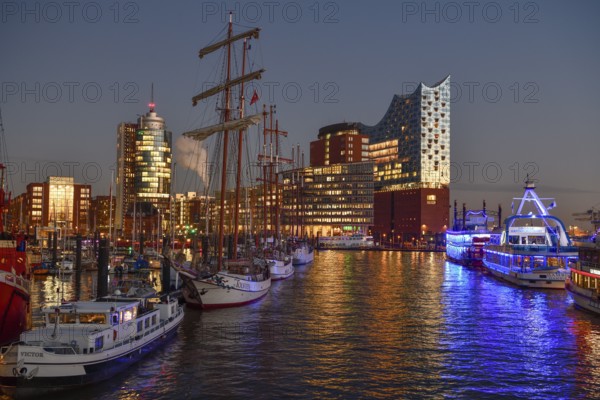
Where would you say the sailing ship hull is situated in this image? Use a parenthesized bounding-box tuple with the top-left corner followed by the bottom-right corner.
(268, 258, 294, 280)
(0, 301, 183, 397)
(482, 260, 569, 289)
(0, 273, 29, 345)
(182, 271, 271, 309)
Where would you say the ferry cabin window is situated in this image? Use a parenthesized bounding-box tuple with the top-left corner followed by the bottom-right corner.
(529, 236, 545, 245)
(145, 318, 150, 328)
(48, 313, 77, 324)
(509, 236, 520, 245)
(123, 309, 134, 322)
(137, 320, 143, 332)
(79, 313, 107, 324)
(152, 315, 157, 325)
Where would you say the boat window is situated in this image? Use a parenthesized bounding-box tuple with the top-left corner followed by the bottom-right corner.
(508, 236, 519, 244)
(145, 318, 150, 328)
(152, 315, 157, 325)
(123, 309, 134, 322)
(111, 313, 119, 325)
(138, 320, 143, 332)
(48, 313, 77, 324)
(79, 313, 107, 324)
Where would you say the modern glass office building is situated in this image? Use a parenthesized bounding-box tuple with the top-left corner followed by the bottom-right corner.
(134, 107, 172, 211)
(116, 103, 172, 233)
(280, 161, 374, 237)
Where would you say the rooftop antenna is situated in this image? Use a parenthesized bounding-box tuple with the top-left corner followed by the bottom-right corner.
(149, 83, 155, 112)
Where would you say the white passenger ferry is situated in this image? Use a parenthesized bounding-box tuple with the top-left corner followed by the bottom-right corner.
(482, 180, 577, 289)
(317, 234, 375, 250)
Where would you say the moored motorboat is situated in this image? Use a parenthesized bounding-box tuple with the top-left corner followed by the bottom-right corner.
(0, 294, 183, 397)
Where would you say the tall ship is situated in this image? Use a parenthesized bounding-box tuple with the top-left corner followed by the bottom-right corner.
(174, 13, 271, 309)
(566, 233, 600, 314)
(0, 293, 183, 397)
(0, 163, 31, 346)
(482, 179, 578, 289)
(259, 106, 294, 280)
(317, 233, 374, 250)
(445, 201, 495, 267)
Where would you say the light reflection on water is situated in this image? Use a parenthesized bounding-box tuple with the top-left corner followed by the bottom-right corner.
(17, 252, 600, 399)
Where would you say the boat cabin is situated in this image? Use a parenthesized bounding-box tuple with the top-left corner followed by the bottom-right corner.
(17, 298, 177, 356)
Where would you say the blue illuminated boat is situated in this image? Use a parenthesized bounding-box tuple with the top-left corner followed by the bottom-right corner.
(566, 233, 600, 313)
(445, 201, 494, 267)
(482, 179, 578, 289)
(0, 293, 183, 397)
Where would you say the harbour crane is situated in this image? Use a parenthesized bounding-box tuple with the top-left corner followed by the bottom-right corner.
(572, 206, 600, 231)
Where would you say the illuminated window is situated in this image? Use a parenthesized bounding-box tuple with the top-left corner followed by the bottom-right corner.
(427, 195, 436, 205)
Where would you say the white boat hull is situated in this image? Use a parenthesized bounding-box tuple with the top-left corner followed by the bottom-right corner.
(182, 271, 271, 309)
(292, 246, 314, 266)
(0, 300, 184, 397)
(267, 258, 294, 280)
(483, 260, 568, 289)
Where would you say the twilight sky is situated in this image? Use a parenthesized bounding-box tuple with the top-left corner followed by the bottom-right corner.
(1, 0, 599, 228)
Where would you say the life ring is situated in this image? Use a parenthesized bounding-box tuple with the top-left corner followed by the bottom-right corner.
(113, 330, 118, 341)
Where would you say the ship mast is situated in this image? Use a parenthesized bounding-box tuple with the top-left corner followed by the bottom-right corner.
(258, 106, 291, 245)
(0, 107, 10, 234)
(232, 38, 248, 260)
(216, 13, 234, 269)
(183, 13, 264, 269)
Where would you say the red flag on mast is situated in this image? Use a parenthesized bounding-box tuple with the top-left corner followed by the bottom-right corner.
(249, 89, 259, 105)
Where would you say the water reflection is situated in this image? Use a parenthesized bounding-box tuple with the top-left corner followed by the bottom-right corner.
(11, 252, 600, 398)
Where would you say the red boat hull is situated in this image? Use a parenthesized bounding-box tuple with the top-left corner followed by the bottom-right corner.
(0, 237, 31, 346)
(0, 279, 30, 345)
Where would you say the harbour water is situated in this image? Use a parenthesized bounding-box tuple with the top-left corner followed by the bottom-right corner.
(8, 250, 600, 399)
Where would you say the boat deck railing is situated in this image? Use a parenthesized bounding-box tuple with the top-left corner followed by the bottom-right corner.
(487, 244, 579, 254)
